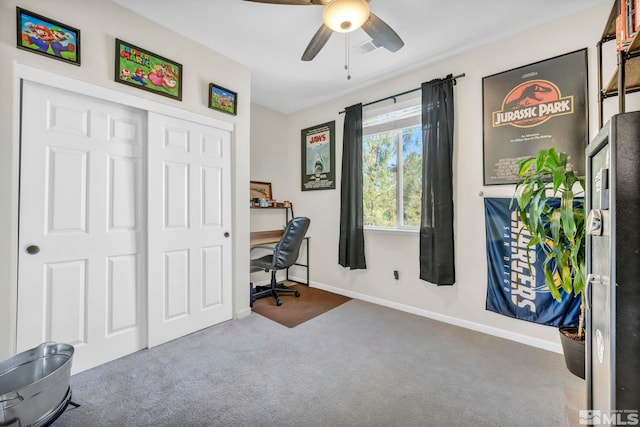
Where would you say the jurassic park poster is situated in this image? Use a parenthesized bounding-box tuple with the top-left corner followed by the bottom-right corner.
(482, 49, 588, 185)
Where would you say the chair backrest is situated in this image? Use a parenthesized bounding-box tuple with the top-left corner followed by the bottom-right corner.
(272, 217, 310, 270)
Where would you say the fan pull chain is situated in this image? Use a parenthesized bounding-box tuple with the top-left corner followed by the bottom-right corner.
(344, 31, 351, 80)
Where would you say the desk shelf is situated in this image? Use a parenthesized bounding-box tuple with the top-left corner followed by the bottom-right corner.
(250, 203, 295, 222)
(597, 0, 640, 126)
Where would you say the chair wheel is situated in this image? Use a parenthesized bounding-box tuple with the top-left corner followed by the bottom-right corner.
(276, 299, 282, 306)
(294, 291, 300, 297)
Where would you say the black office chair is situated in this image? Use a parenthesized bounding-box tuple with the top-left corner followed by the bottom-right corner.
(250, 217, 310, 306)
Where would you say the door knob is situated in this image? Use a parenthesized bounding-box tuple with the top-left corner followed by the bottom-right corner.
(26, 245, 40, 255)
(224, 232, 230, 238)
(585, 274, 600, 312)
(587, 209, 603, 236)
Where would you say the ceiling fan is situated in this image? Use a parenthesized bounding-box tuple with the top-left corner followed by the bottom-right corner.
(243, 0, 404, 61)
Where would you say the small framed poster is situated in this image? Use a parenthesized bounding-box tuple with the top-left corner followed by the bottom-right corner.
(208, 83, 237, 115)
(250, 181, 272, 201)
(115, 39, 182, 101)
(301, 121, 335, 191)
(16, 7, 80, 66)
(482, 48, 588, 185)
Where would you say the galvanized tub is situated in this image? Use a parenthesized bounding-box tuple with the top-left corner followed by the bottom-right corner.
(0, 342, 74, 427)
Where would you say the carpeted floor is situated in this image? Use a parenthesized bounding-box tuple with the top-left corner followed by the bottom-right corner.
(52, 298, 585, 427)
(251, 283, 351, 328)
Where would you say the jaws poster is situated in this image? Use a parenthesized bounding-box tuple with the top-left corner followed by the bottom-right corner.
(482, 49, 588, 185)
(484, 198, 580, 327)
(301, 121, 335, 191)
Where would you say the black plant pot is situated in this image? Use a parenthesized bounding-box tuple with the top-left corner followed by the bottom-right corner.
(559, 327, 585, 379)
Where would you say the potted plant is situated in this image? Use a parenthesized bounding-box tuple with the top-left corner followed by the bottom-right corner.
(511, 147, 586, 378)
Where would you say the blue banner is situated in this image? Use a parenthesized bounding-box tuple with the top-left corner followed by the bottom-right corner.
(484, 198, 580, 327)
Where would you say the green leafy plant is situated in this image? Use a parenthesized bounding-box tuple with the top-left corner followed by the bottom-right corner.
(511, 147, 586, 339)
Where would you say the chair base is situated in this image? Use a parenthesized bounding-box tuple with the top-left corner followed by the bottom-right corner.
(250, 274, 300, 307)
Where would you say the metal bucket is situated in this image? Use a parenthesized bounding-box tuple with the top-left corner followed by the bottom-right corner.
(0, 342, 74, 427)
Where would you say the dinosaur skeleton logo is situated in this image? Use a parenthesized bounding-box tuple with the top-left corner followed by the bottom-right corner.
(492, 80, 573, 128)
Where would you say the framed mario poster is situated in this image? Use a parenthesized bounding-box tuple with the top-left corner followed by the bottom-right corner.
(482, 49, 588, 185)
(16, 7, 80, 66)
(115, 39, 182, 101)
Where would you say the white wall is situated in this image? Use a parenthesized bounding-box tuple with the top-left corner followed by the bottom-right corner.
(249, 104, 293, 232)
(251, 3, 622, 352)
(0, 0, 252, 359)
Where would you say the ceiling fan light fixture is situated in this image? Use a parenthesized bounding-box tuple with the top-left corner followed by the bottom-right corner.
(322, 0, 370, 33)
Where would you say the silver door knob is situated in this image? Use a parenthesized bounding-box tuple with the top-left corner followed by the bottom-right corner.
(26, 245, 40, 255)
(587, 209, 603, 236)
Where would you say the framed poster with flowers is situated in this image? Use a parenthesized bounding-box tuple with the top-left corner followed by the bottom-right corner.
(208, 83, 237, 115)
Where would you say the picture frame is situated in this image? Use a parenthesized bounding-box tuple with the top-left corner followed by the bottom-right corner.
(250, 181, 272, 201)
(115, 39, 182, 101)
(301, 121, 336, 191)
(482, 48, 588, 185)
(16, 7, 80, 66)
(208, 83, 238, 115)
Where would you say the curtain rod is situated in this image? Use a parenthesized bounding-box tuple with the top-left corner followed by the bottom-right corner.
(338, 73, 465, 114)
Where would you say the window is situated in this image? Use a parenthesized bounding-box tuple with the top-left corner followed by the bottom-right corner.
(362, 97, 422, 230)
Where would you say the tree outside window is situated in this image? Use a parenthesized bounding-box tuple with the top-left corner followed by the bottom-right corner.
(362, 99, 422, 230)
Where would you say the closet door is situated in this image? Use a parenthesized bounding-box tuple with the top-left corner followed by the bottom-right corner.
(18, 81, 146, 373)
(147, 112, 232, 347)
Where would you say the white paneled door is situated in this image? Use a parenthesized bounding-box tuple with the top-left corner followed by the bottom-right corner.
(147, 112, 232, 347)
(18, 81, 147, 373)
(18, 81, 233, 373)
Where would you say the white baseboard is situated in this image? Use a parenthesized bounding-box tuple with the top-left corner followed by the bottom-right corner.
(235, 307, 252, 320)
(287, 276, 563, 354)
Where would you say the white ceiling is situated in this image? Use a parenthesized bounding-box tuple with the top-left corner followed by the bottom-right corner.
(112, 0, 609, 114)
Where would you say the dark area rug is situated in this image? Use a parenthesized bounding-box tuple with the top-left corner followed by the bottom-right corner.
(251, 283, 351, 328)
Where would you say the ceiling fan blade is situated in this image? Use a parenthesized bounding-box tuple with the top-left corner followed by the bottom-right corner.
(242, 0, 325, 5)
(361, 12, 404, 53)
(301, 24, 333, 61)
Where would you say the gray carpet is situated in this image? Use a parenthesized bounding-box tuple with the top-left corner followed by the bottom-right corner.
(52, 299, 584, 427)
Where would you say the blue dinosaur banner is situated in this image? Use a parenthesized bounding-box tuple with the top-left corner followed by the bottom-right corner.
(484, 198, 580, 327)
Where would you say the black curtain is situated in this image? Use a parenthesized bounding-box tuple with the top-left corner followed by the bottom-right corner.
(338, 103, 366, 270)
(420, 76, 455, 285)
